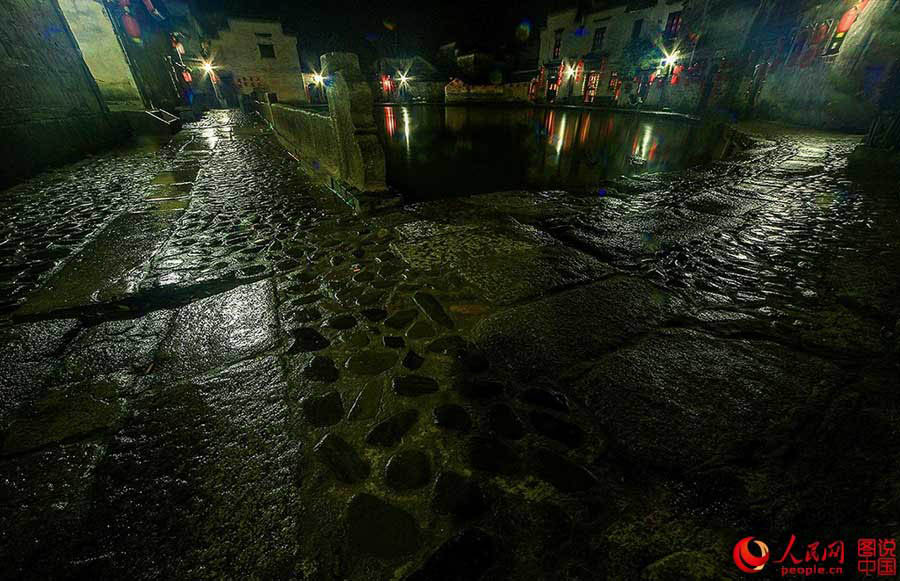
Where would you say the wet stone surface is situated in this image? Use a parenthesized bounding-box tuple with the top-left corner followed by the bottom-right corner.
(392, 374, 439, 396)
(431, 471, 487, 520)
(345, 349, 398, 375)
(365, 409, 419, 447)
(406, 528, 495, 581)
(433, 404, 473, 433)
(384, 449, 431, 491)
(302, 391, 343, 427)
(314, 433, 370, 484)
(488, 404, 525, 440)
(303, 354, 339, 383)
(2, 112, 899, 580)
(346, 493, 421, 558)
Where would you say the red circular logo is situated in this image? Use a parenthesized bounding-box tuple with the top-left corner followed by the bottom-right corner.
(734, 536, 770, 574)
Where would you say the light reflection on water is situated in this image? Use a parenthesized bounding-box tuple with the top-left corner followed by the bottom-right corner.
(376, 105, 723, 199)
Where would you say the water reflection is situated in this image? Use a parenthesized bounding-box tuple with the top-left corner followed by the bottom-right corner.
(376, 105, 722, 199)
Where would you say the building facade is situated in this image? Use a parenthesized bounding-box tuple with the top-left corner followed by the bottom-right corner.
(208, 18, 307, 105)
(373, 57, 444, 102)
(745, 0, 899, 131)
(536, 0, 686, 105)
(56, 0, 199, 113)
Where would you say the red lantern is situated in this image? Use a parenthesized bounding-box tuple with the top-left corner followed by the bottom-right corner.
(181, 70, 192, 83)
(836, 7, 859, 35)
(118, 0, 142, 43)
(122, 13, 141, 42)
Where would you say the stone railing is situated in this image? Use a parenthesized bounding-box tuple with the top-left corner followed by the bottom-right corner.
(256, 52, 386, 194)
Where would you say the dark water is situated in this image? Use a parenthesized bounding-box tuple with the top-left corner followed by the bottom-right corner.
(375, 105, 724, 198)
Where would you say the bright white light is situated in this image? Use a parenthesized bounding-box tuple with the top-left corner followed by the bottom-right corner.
(663, 52, 679, 68)
(402, 107, 411, 156)
(202, 62, 214, 74)
(398, 71, 410, 86)
(566, 66, 575, 78)
(313, 73, 324, 86)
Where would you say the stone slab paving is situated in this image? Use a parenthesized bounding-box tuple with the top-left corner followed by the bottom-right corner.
(1, 114, 898, 580)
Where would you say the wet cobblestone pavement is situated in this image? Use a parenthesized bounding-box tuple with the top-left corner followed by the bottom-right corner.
(1, 111, 899, 580)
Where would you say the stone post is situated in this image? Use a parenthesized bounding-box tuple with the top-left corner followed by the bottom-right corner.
(321, 52, 387, 192)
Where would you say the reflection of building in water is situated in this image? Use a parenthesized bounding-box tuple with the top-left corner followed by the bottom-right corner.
(444, 106, 467, 133)
(631, 123, 659, 162)
(383, 107, 396, 138)
(526, 110, 693, 189)
(376, 106, 720, 197)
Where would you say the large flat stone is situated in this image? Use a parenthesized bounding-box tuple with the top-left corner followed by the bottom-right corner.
(153, 279, 279, 379)
(345, 493, 420, 558)
(17, 211, 183, 315)
(574, 328, 840, 470)
(0, 319, 81, 424)
(473, 276, 683, 380)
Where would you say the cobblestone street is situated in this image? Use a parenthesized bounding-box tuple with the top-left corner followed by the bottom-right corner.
(1, 110, 898, 580)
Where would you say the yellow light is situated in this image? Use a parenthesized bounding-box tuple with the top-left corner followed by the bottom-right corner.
(566, 66, 575, 78)
(202, 62, 214, 74)
(313, 73, 324, 86)
(397, 71, 410, 86)
(663, 52, 679, 68)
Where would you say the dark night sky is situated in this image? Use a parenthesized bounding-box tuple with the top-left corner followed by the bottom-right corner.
(189, 0, 560, 71)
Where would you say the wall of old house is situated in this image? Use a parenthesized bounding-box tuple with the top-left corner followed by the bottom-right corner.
(211, 19, 307, 105)
(107, 0, 182, 112)
(57, 0, 145, 111)
(537, 1, 686, 104)
(752, 0, 897, 132)
(1, 0, 127, 190)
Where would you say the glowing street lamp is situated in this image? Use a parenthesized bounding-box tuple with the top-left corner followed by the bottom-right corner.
(397, 71, 410, 87)
(313, 73, 325, 86)
(662, 50, 680, 69)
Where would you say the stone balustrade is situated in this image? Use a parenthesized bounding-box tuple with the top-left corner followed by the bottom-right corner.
(256, 52, 387, 195)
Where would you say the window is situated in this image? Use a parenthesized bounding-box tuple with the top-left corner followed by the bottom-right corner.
(553, 29, 563, 59)
(258, 44, 276, 59)
(631, 19, 643, 41)
(665, 11, 683, 39)
(592, 27, 606, 51)
(608, 71, 618, 90)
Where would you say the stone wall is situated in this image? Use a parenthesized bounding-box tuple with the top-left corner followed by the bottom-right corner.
(0, 0, 126, 190)
(445, 81, 532, 103)
(643, 79, 703, 114)
(257, 53, 385, 193)
(268, 103, 341, 173)
(211, 18, 307, 105)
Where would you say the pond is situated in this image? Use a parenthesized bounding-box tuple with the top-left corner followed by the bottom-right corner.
(375, 104, 725, 199)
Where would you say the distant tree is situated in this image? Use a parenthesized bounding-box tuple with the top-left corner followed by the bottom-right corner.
(621, 37, 663, 77)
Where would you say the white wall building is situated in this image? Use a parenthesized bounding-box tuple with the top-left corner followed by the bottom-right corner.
(537, 0, 685, 104)
(208, 18, 307, 104)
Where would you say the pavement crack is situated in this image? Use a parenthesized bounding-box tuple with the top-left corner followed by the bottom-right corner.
(10, 274, 272, 327)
